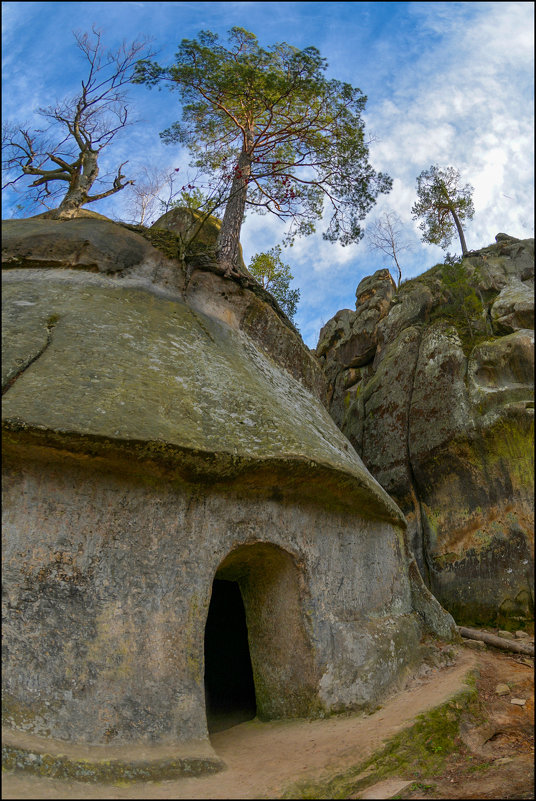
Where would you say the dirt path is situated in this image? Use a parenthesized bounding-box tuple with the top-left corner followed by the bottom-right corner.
(401, 648, 534, 800)
(2, 648, 478, 800)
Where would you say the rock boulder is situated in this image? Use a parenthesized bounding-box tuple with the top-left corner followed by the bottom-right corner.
(2, 214, 454, 781)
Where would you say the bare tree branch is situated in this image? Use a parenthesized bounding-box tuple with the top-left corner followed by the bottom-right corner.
(367, 211, 414, 288)
(2, 28, 156, 218)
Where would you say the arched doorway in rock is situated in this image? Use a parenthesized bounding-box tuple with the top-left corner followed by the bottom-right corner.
(204, 542, 318, 734)
(204, 578, 256, 732)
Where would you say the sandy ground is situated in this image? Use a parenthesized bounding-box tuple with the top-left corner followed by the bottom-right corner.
(2, 648, 480, 800)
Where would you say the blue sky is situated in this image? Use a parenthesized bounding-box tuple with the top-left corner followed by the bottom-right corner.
(2, 1, 534, 347)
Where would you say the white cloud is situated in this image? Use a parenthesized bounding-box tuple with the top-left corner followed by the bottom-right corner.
(366, 0, 534, 260)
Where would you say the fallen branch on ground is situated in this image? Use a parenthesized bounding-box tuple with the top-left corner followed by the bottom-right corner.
(458, 626, 534, 656)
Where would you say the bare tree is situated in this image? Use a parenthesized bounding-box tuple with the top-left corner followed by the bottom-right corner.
(366, 211, 413, 288)
(2, 27, 155, 219)
(119, 164, 230, 242)
(120, 165, 175, 225)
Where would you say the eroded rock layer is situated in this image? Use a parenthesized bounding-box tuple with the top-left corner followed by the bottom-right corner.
(2, 215, 454, 777)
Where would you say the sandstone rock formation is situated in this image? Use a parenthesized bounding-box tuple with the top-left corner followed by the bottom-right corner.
(150, 206, 248, 272)
(2, 214, 454, 781)
(318, 234, 534, 630)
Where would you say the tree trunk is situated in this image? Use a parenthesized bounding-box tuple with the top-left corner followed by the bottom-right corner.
(393, 252, 402, 288)
(458, 626, 534, 655)
(450, 206, 468, 255)
(217, 143, 252, 275)
(56, 150, 99, 219)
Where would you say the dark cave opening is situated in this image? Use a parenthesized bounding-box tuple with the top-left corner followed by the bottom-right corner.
(204, 578, 257, 733)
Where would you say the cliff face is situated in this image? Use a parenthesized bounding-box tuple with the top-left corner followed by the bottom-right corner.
(317, 234, 534, 630)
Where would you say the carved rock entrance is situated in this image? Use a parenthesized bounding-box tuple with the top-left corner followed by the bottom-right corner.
(204, 579, 256, 732)
(2, 220, 458, 781)
(207, 543, 318, 724)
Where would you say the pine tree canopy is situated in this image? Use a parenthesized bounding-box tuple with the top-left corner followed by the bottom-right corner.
(134, 27, 392, 253)
(412, 165, 474, 253)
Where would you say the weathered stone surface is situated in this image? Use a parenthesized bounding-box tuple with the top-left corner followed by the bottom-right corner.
(327, 362, 375, 439)
(2, 732, 225, 782)
(316, 270, 395, 392)
(490, 280, 534, 334)
(3, 217, 164, 273)
(2, 270, 393, 516)
(1, 217, 187, 299)
(184, 268, 326, 402)
(2, 215, 326, 403)
(468, 330, 534, 413)
(319, 236, 534, 629)
(317, 309, 356, 358)
(355, 268, 396, 310)
(377, 281, 434, 350)
(3, 450, 420, 743)
(409, 323, 474, 459)
(152, 206, 247, 271)
(469, 236, 534, 289)
(357, 326, 421, 500)
(2, 216, 456, 775)
(414, 404, 534, 625)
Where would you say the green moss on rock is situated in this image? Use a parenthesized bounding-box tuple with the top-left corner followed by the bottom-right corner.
(2, 743, 225, 783)
(2, 271, 403, 523)
(151, 207, 247, 271)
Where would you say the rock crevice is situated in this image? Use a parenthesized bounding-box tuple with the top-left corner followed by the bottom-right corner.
(2, 313, 58, 396)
